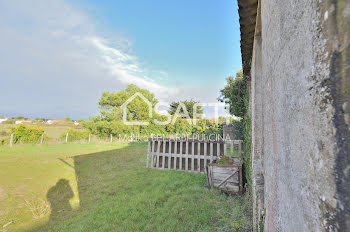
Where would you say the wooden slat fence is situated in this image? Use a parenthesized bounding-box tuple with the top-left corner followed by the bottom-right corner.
(226, 140, 243, 157)
(146, 138, 243, 173)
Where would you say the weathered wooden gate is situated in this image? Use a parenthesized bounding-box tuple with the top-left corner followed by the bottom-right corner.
(146, 138, 243, 173)
(207, 159, 243, 194)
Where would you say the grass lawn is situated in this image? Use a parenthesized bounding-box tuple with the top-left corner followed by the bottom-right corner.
(0, 143, 252, 232)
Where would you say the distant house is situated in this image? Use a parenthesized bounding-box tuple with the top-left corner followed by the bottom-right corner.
(46, 120, 55, 125)
(0, 117, 8, 124)
(74, 121, 79, 126)
(15, 120, 31, 125)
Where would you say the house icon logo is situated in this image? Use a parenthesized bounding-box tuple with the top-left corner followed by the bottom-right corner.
(121, 92, 152, 125)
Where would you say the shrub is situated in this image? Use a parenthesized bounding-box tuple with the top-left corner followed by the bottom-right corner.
(83, 117, 227, 140)
(0, 137, 9, 145)
(60, 129, 89, 142)
(9, 124, 44, 144)
(0, 130, 8, 137)
(3, 119, 15, 124)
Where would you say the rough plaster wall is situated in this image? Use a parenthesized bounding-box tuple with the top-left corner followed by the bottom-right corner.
(251, 0, 350, 231)
(252, 34, 265, 231)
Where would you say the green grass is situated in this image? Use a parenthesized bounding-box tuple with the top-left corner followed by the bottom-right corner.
(43, 126, 73, 140)
(225, 148, 241, 157)
(0, 143, 252, 232)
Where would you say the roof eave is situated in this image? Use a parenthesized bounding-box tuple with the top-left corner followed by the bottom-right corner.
(237, 0, 258, 79)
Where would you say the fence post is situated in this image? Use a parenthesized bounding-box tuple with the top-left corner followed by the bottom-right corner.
(185, 141, 188, 171)
(10, 134, 13, 147)
(191, 141, 195, 172)
(162, 141, 166, 169)
(238, 140, 243, 156)
(65, 133, 68, 143)
(179, 141, 183, 170)
(88, 134, 91, 144)
(151, 140, 155, 168)
(110, 134, 113, 143)
(168, 141, 172, 170)
(174, 140, 178, 170)
(231, 140, 234, 156)
(156, 141, 160, 168)
(146, 140, 151, 168)
(197, 142, 201, 172)
(204, 142, 207, 170)
(40, 134, 44, 145)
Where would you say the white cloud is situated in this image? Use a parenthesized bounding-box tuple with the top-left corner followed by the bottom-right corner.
(87, 36, 178, 98)
(0, 0, 177, 119)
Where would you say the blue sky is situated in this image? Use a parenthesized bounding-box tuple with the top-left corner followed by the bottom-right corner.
(0, 0, 241, 119)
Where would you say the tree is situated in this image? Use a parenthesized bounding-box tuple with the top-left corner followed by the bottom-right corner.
(218, 69, 247, 118)
(168, 100, 204, 119)
(98, 84, 158, 121)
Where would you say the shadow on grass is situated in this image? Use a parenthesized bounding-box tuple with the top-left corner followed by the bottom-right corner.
(27, 143, 139, 232)
(46, 179, 74, 222)
(27, 142, 252, 231)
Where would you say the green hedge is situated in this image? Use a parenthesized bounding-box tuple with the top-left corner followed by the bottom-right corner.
(9, 124, 45, 144)
(60, 129, 89, 142)
(83, 118, 225, 138)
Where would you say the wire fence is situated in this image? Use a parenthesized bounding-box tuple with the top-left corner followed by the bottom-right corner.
(5, 133, 122, 147)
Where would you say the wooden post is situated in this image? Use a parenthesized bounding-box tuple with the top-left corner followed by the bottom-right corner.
(238, 140, 242, 156)
(179, 141, 183, 170)
(197, 142, 201, 172)
(191, 141, 195, 172)
(210, 143, 213, 163)
(151, 140, 155, 168)
(110, 134, 113, 143)
(156, 141, 160, 168)
(40, 134, 44, 145)
(185, 141, 189, 171)
(204, 142, 207, 170)
(162, 140, 166, 169)
(65, 133, 68, 143)
(168, 141, 172, 170)
(10, 134, 13, 147)
(174, 140, 178, 170)
(239, 166, 243, 193)
(217, 142, 220, 158)
(89, 134, 91, 144)
(231, 140, 234, 156)
(146, 140, 151, 168)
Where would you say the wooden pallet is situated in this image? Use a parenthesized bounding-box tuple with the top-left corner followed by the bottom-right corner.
(206, 158, 243, 194)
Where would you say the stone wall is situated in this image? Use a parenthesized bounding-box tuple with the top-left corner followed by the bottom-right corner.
(248, 0, 350, 231)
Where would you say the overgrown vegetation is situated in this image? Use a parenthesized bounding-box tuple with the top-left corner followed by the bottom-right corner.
(59, 129, 89, 142)
(8, 124, 45, 144)
(218, 70, 247, 118)
(242, 94, 252, 189)
(84, 117, 229, 138)
(219, 69, 251, 189)
(217, 156, 234, 164)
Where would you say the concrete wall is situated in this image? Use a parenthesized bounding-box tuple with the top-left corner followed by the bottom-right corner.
(250, 0, 350, 231)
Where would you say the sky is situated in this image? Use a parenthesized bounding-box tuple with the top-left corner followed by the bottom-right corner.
(0, 0, 242, 120)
